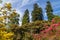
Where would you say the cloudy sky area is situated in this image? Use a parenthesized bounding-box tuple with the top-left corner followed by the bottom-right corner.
(0, 0, 60, 22)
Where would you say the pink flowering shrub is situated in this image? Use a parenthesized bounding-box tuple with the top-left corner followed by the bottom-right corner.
(33, 17, 60, 40)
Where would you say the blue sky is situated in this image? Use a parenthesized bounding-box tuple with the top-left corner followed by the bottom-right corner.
(0, 0, 60, 22)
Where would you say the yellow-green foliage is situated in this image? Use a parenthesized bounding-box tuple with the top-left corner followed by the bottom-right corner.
(0, 27, 14, 40)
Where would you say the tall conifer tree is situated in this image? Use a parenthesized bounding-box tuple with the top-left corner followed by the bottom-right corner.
(22, 9, 29, 25)
(32, 3, 43, 21)
(46, 1, 54, 21)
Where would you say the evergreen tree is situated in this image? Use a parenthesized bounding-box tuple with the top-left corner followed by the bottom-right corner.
(32, 3, 43, 21)
(46, 1, 54, 21)
(22, 9, 29, 25)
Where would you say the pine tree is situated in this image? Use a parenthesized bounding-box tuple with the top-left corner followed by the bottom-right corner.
(22, 9, 29, 25)
(46, 1, 54, 21)
(32, 3, 43, 21)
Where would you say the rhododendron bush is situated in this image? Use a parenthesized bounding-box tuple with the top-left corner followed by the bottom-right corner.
(33, 17, 60, 40)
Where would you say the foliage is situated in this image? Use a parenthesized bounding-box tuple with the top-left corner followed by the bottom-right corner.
(0, 2, 19, 40)
(0, 2, 20, 28)
(9, 15, 60, 40)
(9, 10, 20, 25)
(0, 27, 14, 40)
(11, 20, 51, 40)
(0, 1, 60, 40)
(22, 9, 29, 25)
(32, 3, 43, 21)
(33, 17, 60, 40)
(46, 1, 54, 21)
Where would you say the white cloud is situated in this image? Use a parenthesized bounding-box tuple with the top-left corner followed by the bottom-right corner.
(20, 0, 38, 8)
(1, 0, 38, 9)
(20, 0, 29, 8)
(2, 0, 17, 3)
(44, 12, 48, 20)
(44, 12, 47, 16)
